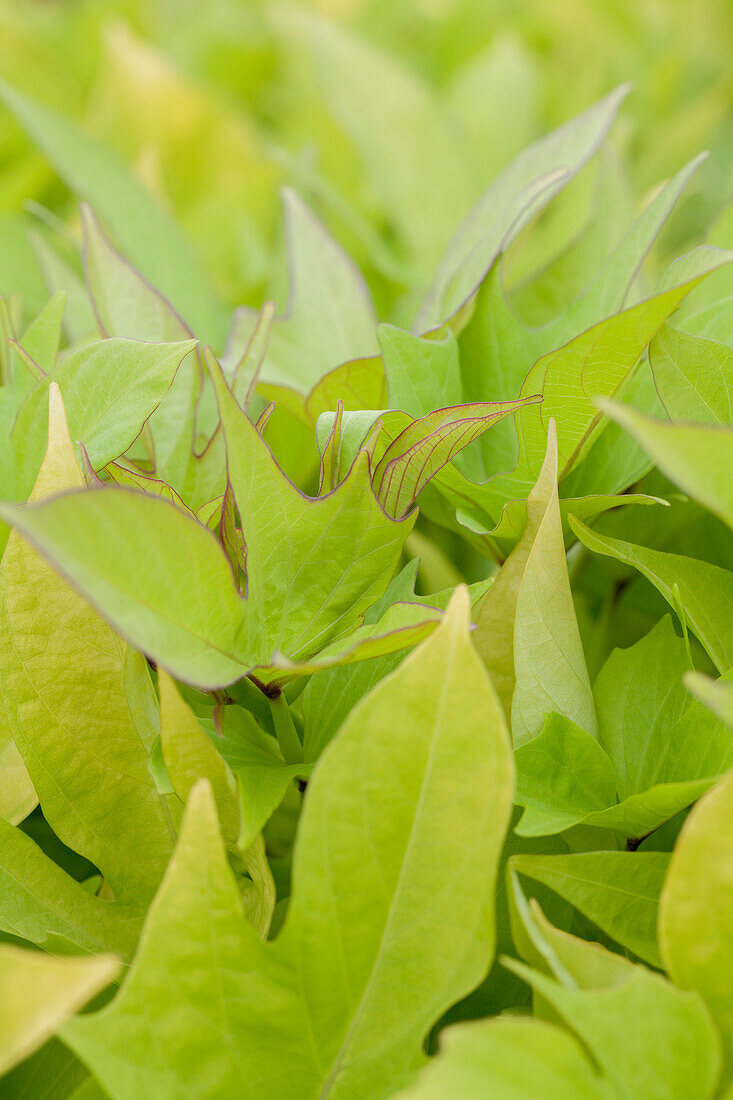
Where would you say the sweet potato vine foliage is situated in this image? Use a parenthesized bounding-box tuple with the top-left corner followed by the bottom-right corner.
(0, 14, 732, 1097)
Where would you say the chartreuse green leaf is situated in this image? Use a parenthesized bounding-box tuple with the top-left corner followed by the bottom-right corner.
(512, 851, 669, 966)
(64, 589, 514, 1099)
(508, 877, 634, 989)
(503, 957, 721, 1100)
(394, 1016, 610, 1100)
(511, 423, 595, 744)
(684, 671, 733, 729)
(18, 290, 65, 373)
(514, 714, 617, 836)
(474, 422, 593, 742)
(594, 617, 690, 797)
(0, 80, 226, 344)
(570, 515, 733, 673)
(0, 945, 118, 1077)
(81, 206, 193, 343)
(514, 708, 722, 841)
(0, 385, 175, 904)
(372, 398, 537, 520)
(209, 351, 414, 669)
(0, 815, 142, 957)
(417, 85, 629, 328)
(457, 153, 706, 478)
(514, 248, 733, 484)
(278, 7, 474, 277)
(158, 670, 238, 844)
(599, 399, 733, 530)
(379, 325, 462, 418)
(10, 336, 196, 500)
(427, 247, 732, 545)
(0, 398, 430, 690)
(0, 485, 251, 690)
(231, 189, 378, 393)
(158, 670, 274, 936)
(650, 323, 733, 423)
(660, 769, 733, 1063)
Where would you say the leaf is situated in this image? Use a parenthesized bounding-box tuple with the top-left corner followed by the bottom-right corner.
(65, 589, 514, 1099)
(10, 337, 197, 500)
(158, 670, 238, 844)
(512, 851, 669, 966)
(650, 323, 733, 423)
(508, 879, 634, 990)
(570, 515, 733, 673)
(0, 815, 142, 958)
(81, 205, 193, 343)
(511, 423, 596, 744)
(594, 616, 690, 798)
(214, 710, 308, 850)
(18, 290, 66, 373)
(0, 80, 226, 344)
(372, 398, 539, 520)
(504, 958, 721, 1100)
(514, 248, 733, 483)
(278, 8, 474, 274)
(659, 768, 733, 1062)
(474, 422, 593, 740)
(394, 1016, 610, 1100)
(158, 671, 275, 936)
(0, 386, 176, 903)
(379, 324, 462, 419)
(684, 671, 733, 730)
(0, 486, 250, 690)
(456, 154, 705, 481)
(0, 945, 119, 1077)
(210, 352, 414, 667)
(417, 85, 629, 329)
(430, 247, 733, 542)
(514, 713, 618, 836)
(599, 399, 733, 530)
(230, 189, 378, 393)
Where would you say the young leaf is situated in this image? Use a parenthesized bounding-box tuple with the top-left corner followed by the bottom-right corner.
(210, 352, 414, 666)
(511, 423, 596, 744)
(514, 713, 617, 836)
(474, 421, 594, 741)
(418, 85, 629, 328)
(372, 398, 539, 520)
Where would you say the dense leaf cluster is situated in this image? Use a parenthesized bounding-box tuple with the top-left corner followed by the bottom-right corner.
(0, 8, 732, 1098)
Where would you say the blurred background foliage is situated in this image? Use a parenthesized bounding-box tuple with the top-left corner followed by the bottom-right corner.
(0, 0, 730, 324)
